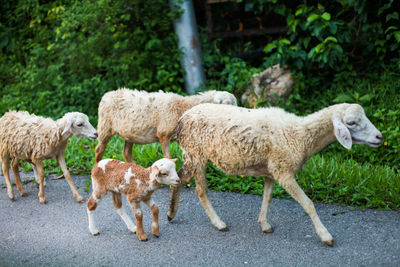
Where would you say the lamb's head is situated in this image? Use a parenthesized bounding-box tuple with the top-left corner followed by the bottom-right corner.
(150, 158, 181, 186)
(61, 112, 98, 140)
(212, 91, 237, 105)
(332, 104, 382, 149)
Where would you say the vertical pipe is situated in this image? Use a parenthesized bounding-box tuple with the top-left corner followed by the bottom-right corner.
(170, 0, 206, 95)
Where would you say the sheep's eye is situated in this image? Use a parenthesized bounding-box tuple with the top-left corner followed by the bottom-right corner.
(76, 122, 84, 127)
(159, 172, 167, 176)
(347, 121, 356, 126)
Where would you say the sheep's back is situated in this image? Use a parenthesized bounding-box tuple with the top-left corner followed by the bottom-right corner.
(0, 111, 61, 160)
(98, 89, 183, 141)
(176, 104, 279, 174)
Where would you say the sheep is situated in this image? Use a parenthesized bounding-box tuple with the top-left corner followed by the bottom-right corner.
(95, 88, 237, 163)
(167, 103, 383, 246)
(87, 158, 180, 241)
(0, 111, 98, 204)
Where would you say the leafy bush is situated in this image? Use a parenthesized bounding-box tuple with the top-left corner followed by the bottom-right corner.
(0, 0, 184, 120)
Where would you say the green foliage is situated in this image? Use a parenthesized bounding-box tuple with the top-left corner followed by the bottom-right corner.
(0, 0, 184, 119)
(261, 0, 400, 74)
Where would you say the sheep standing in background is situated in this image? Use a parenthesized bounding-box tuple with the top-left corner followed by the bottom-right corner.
(87, 158, 180, 241)
(0, 111, 98, 204)
(168, 103, 382, 245)
(95, 88, 237, 163)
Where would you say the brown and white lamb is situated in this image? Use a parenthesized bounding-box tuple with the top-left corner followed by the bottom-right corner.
(87, 158, 180, 241)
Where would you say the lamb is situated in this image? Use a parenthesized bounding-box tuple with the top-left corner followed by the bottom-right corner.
(95, 88, 237, 163)
(87, 158, 180, 241)
(0, 111, 98, 204)
(167, 103, 382, 245)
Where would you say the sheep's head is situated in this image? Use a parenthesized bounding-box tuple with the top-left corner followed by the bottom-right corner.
(150, 158, 180, 186)
(61, 112, 98, 140)
(212, 91, 237, 106)
(332, 104, 382, 149)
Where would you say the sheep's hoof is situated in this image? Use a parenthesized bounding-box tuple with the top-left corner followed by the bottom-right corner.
(153, 234, 160, 238)
(218, 226, 229, 232)
(76, 197, 85, 203)
(263, 227, 274, 233)
(324, 239, 334, 246)
(167, 215, 173, 221)
(39, 198, 46, 204)
(93, 232, 100, 236)
(139, 237, 148, 242)
(9, 196, 15, 201)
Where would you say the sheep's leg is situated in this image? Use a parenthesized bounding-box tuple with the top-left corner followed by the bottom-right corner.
(2, 156, 14, 201)
(33, 160, 46, 204)
(57, 153, 84, 203)
(144, 198, 160, 237)
(167, 184, 182, 221)
(95, 133, 112, 163)
(0, 158, 3, 176)
(258, 176, 274, 233)
(11, 158, 27, 197)
(195, 167, 228, 231)
(129, 201, 147, 241)
(87, 191, 103, 236)
(112, 192, 136, 233)
(167, 159, 197, 221)
(31, 163, 46, 186)
(122, 141, 134, 163)
(279, 175, 333, 246)
(158, 134, 171, 158)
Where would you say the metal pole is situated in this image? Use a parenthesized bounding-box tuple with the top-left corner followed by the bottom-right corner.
(170, 0, 206, 95)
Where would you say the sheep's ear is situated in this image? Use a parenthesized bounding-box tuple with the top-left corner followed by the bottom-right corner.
(171, 158, 178, 163)
(62, 121, 73, 136)
(333, 118, 352, 149)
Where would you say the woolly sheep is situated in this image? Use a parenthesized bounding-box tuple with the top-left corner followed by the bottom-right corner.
(168, 103, 382, 246)
(95, 88, 237, 163)
(0, 111, 98, 204)
(87, 158, 180, 241)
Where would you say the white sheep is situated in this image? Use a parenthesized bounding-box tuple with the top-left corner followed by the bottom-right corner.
(168, 103, 382, 246)
(0, 111, 98, 204)
(87, 158, 180, 241)
(95, 88, 237, 163)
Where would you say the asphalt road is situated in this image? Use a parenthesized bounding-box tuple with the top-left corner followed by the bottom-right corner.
(0, 172, 399, 266)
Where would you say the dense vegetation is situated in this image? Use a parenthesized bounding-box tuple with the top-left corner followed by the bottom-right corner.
(1, 0, 399, 209)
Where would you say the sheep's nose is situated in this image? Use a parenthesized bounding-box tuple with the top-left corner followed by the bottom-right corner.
(376, 133, 383, 140)
(94, 132, 98, 138)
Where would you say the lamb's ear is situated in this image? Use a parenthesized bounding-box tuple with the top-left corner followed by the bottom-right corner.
(151, 165, 160, 177)
(62, 121, 73, 136)
(332, 117, 352, 149)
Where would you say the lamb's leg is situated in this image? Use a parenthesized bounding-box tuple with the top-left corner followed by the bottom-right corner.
(258, 176, 274, 233)
(11, 158, 27, 197)
(95, 132, 112, 163)
(33, 160, 46, 204)
(279, 174, 333, 246)
(0, 158, 3, 176)
(195, 167, 228, 231)
(122, 141, 134, 163)
(2, 156, 14, 201)
(144, 198, 159, 237)
(112, 192, 136, 233)
(57, 153, 84, 203)
(87, 191, 103, 236)
(129, 200, 147, 241)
